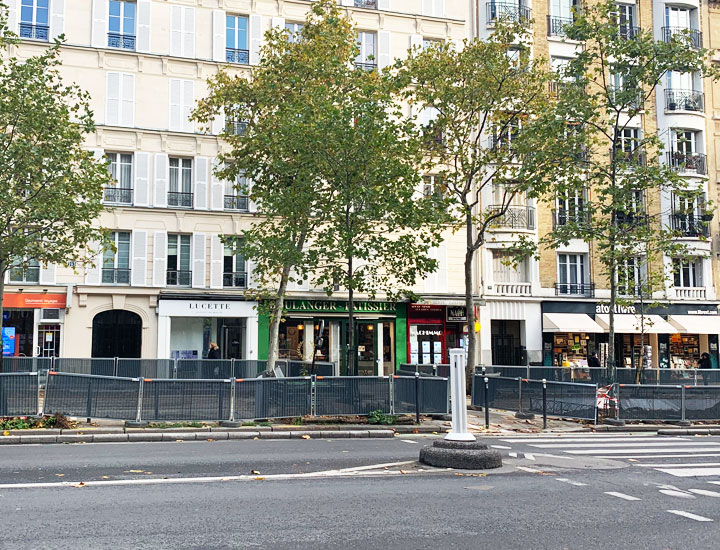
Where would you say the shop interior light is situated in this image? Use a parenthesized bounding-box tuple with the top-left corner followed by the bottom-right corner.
(367, 325, 374, 331)
(298, 325, 304, 330)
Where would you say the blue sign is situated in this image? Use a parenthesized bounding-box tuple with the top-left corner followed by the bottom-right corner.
(2, 327, 16, 356)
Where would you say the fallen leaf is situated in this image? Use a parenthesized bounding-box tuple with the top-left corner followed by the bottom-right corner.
(73, 482, 86, 488)
(102, 476, 110, 479)
(253, 437, 259, 440)
(254, 477, 265, 481)
(628, 459, 638, 462)
(125, 470, 144, 473)
(207, 438, 215, 442)
(400, 470, 408, 474)
(175, 440, 184, 443)
(55, 474, 64, 477)
(2, 430, 10, 437)
(145, 472, 153, 475)
(301, 434, 311, 440)
(250, 469, 261, 475)
(455, 473, 465, 476)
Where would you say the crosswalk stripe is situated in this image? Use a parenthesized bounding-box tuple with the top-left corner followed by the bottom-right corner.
(596, 453, 720, 460)
(501, 436, 674, 443)
(605, 492, 641, 501)
(566, 447, 720, 455)
(689, 489, 720, 498)
(529, 441, 719, 449)
(667, 510, 713, 522)
(638, 462, 720, 468)
(656, 468, 720, 477)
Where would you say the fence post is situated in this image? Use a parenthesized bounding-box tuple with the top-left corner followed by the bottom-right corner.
(526, 365, 530, 380)
(173, 358, 178, 379)
(36, 372, 42, 416)
(228, 378, 236, 422)
(681, 384, 688, 425)
(542, 378, 547, 430)
(136, 378, 144, 423)
(484, 376, 490, 429)
(113, 357, 119, 377)
(389, 375, 394, 415)
(414, 372, 421, 424)
(85, 375, 93, 423)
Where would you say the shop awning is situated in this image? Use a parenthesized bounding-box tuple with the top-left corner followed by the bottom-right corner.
(668, 315, 720, 334)
(542, 313, 604, 333)
(595, 314, 676, 334)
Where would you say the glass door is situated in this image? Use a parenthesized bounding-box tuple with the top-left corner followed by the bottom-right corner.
(356, 322, 377, 376)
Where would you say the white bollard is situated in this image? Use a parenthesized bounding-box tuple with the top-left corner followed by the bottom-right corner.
(445, 348, 476, 442)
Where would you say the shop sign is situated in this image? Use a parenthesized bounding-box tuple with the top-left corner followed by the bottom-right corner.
(158, 299, 256, 318)
(2, 293, 66, 309)
(2, 327, 15, 355)
(687, 309, 719, 316)
(595, 304, 636, 314)
(284, 300, 396, 314)
(417, 329, 442, 336)
(410, 303, 444, 313)
(446, 306, 467, 322)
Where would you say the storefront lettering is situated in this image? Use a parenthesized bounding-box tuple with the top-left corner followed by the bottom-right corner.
(687, 309, 719, 315)
(188, 303, 231, 310)
(446, 306, 467, 322)
(284, 300, 396, 314)
(417, 330, 442, 336)
(595, 304, 636, 314)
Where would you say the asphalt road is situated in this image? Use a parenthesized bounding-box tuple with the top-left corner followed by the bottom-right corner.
(2, 435, 720, 549)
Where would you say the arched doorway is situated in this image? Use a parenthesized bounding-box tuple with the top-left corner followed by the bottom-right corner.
(92, 310, 142, 358)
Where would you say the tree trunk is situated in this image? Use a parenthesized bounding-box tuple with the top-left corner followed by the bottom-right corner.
(464, 209, 476, 393)
(266, 262, 292, 376)
(608, 246, 617, 384)
(346, 253, 355, 377)
(0, 259, 5, 373)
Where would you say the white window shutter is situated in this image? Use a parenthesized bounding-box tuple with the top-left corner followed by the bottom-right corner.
(183, 7, 195, 58)
(378, 0, 390, 10)
(105, 72, 120, 126)
(249, 14, 262, 65)
(183, 80, 195, 133)
(272, 16, 285, 29)
(247, 259, 255, 288)
(134, 152, 150, 206)
(153, 153, 168, 207)
(152, 231, 167, 287)
(136, 0, 152, 53)
(436, 244, 448, 292)
(169, 5, 182, 56)
(131, 230, 147, 286)
(39, 263, 56, 285)
(210, 160, 224, 211)
(194, 156, 208, 210)
(212, 10, 226, 62)
(211, 111, 226, 136)
(210, 234, 223, 289)
(50, 0, 65, 41)
(120, 73, 135, 127)
(410, 34, 423, 51)
(91, 0, 108, 48)
(85, 241, 102, 285)
(191, 233, 206, 288)
(378, 31, 391, 69)
(422, 0, 433, 17)
(423, 247, 438, 292)
(169, 79, 181, 131)
(6, 0, 18, 34)
(434, 0, 445, 17)
(247, 178, 257, 212)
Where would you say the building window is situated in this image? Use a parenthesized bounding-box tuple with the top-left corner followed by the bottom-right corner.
(168, 157, 193, 208)
(616, 3, 639, 39)
(663, 7, 700, 48)
(557, 253, 590, 295)
(487, 1, 532, 24)
(102, 232, 131, 284)
(665, 71, 703, 112)
(615, 127, 640, 153)
(617, 256, 645, 297)
(422, 175, 445, 200)
(671, 192, 709, 237)
(104, 152, 133, 204)
(423, 37, 443, 50)
(547, 0, 580, 37)
(673, 258, 702, 288)
(226, 15, 249, 64)
(554, 188, 586, 226)
(225, 174, 249, 211)
(223, 242, 247, 288)
(19, 0, 49, 41)
(284, 21, 304, 43)
(9, 256, 40, 283)
(167, 234, 191, 287)
(668, 130, 706, 174)
(355, 0, 378, 8)
(108, 0, 136, 51)
(492, 250, 528, 283)
(355, 31, 377, 71)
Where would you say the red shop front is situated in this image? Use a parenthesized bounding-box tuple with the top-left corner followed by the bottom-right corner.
(407, 304, 467, 365)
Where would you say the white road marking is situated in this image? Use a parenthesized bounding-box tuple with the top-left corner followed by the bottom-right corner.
(555, 478, 587, 487)
(689, 489, 720, 498)
(656, 468, 720, 478)
(400, 440, 418, 445)
(567, 447, 720, 455)
(509, 452, 517, 458)
(659, 489, 696, 499)
(531, 442, 720, 449)
(491, 445, 512, 450)
(524, 453, 536, 461)
(604, 492, 641, 501)
(515, 466, 542, 473)
(502, 436, 681, 443)
(533, 453, 575, 460)
(596, 453, 720, 460)
(638, 462, 720, 468)
(667, 510, 713, 522)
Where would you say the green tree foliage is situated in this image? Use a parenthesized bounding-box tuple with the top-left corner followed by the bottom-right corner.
(0, 12, 111, 367)
(195, 0, 447, 375)
(543, 0, 715, 378)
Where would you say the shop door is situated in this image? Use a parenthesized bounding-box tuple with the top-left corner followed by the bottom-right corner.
(356, 322, 377, 376)
(221, 320, 244, 359)
(38, 325, 61, 357)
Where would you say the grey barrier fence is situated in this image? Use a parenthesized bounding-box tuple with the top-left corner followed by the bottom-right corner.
(234, 378, 312, 419)
(392, 376, 450, 415)
(397, 364, 450, 378)
(471, 375, 598, 422)
(0, 373, 39, 417)
(44, 372, 140, 420)
(141, 379, 232, 422)
(616, 384, 720, 422)
(315, 376, 392, 416)
(0, 357, 53, 373)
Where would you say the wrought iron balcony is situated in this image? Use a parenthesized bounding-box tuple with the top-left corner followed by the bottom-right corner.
(665, 89, 704, 112)
(355, 61, 377, 72)
(547, 15, 573, 37)
(613, 148, 647, 167)
(354, 0, 378, 8)
(19, 23, 49, 41)
(671, 213, 711, 238)
(103, 187, 133, 205)
(8, 266, 40, 283)
(101, 268, 131, 284)
(662, 27, 702, 49)
(223, 271, 248, 288)
(108, 33, 136, 51)
(555, 282, 595, 297)
(617, 25, 641, 40)
(226, 120, 248, 136)
(614, 210, 648, 227)
(226, 48, 250, 64)
(549, 80, 586, 97)
(666, 151, 707, 175)
(166, 270, 192, 287)
(610, 87, 644, 110)
(224, 195, 249, 211)
(552, 209, 591, 228)
(488, 205, 535, 230)
(487, 2, 532, 24)
(167, 191, 193, 208)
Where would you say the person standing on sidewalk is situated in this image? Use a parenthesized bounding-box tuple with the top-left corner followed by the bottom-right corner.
(207, 342, 221, 359)
(588, 352, 601, 369)
(699, 352, 712, 386)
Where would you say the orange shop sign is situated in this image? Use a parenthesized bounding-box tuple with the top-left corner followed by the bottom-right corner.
(2, 293, 66, 309)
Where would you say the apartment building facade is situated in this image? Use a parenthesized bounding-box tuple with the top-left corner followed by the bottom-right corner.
(2, 0, 472, 374)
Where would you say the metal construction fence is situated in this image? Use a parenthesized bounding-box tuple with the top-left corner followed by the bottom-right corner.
(0, 373, 39, 417)
(38, 372, 449, 422)
(471, 375, 598, 422)
(397, 364, 450, 379)
(617, 384, 720, 422)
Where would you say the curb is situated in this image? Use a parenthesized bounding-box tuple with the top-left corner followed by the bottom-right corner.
(657, 428, 720, 436)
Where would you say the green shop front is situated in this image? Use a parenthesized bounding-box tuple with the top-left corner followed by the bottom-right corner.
(257, 299, 407, 376)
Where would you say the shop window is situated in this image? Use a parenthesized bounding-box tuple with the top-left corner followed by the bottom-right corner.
(223, 241, 247, 288)
(102, 232, 131, 284)
(669, 333, 701, 368)
(167, 234, 191, 286)
(673, 258, 702, 287)
(8, 256, 40, 283)
(279, 319, 305, 359)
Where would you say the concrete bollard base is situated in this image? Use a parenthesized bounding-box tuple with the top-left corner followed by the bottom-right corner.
(604, 418, 626, 426)
(125, 421, 149, 428)
(219, 420, 243, 428)
(419, 439, 503, 470)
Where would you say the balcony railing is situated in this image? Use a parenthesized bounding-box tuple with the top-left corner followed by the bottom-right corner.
(224, 195, 249, 211)
(8, 266, 40, 283)
(167, 191, 193, 208)
(613, 148, 647, 167)
(103, 187, 133, 205)
(617, 25, 641, 40)
(355, 61, 377, 72)
(547, 15, 573, 37)
(610, 87, 644, 110)
(487, 2, 532, 23)
(614, 210, 648, 227)
(490, 282, 532, 296)
(354, 0, 378, 8)
(101, 268, 131, 284)
(488, 205, 536, 230)
(19, 23, 49, 41)
(166, 270, 192, 287)
(674, 287, 706, 300)
(665, 89, 704, 112)
(662, 27, 702, 49)
(671, 213, 711, 238)
(226, 48, 250, 64)
(552, 209, 591, 228)
(223, 271, 248, 288)
(108, 33, 136, 51)
(555, 282, 595, 297)
(666, 151, 707, 175)
(549, 80, 585, 97)
(226, 120, 248, 136)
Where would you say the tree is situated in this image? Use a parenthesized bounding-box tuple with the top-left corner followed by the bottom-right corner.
(0, 16, 111, 369)
(399, 19, 574, 385)
(195, 0, 447, 376)
(542, 0, 715, 381)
